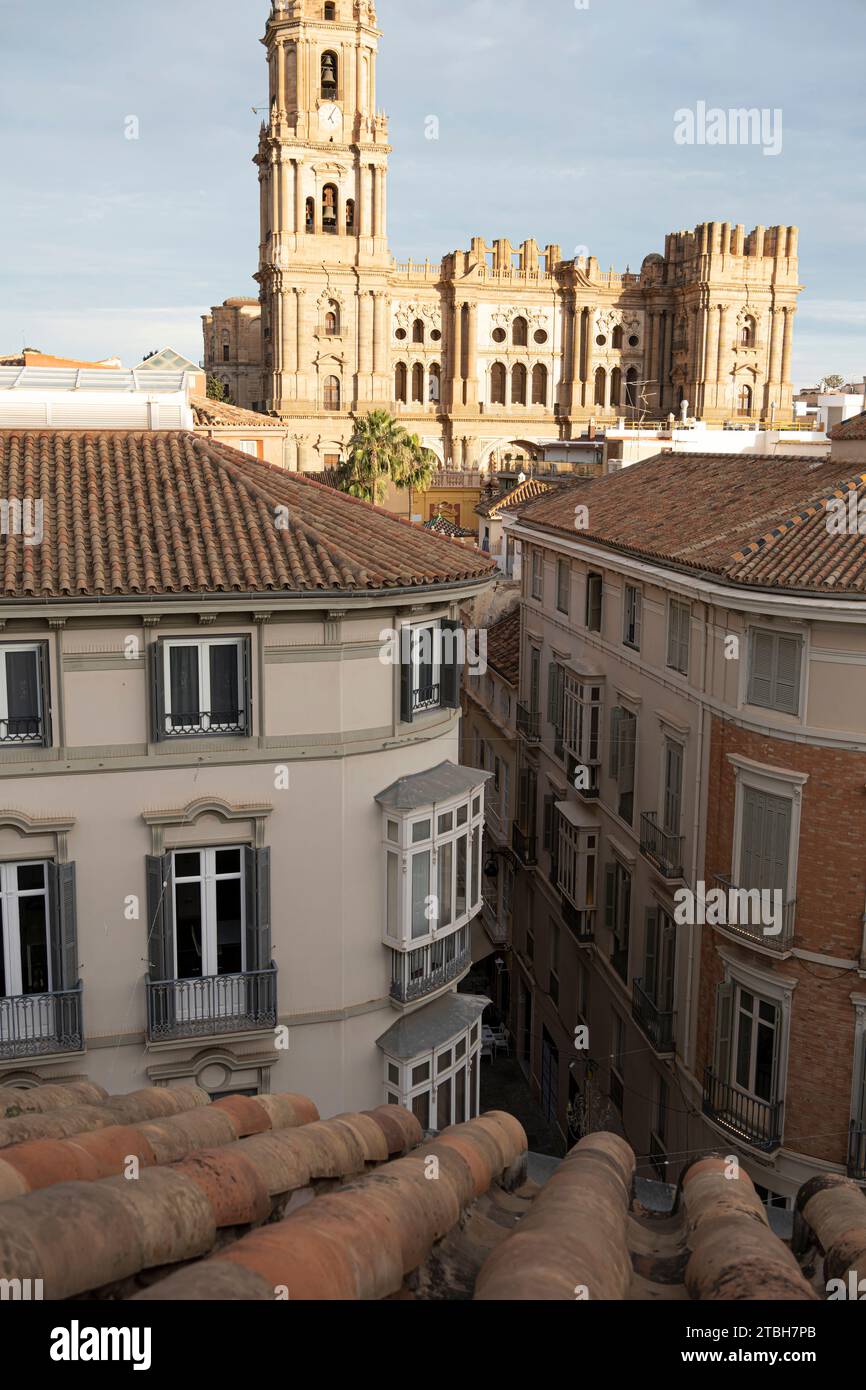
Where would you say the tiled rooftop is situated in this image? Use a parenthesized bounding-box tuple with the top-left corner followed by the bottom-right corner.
(2, 1080, 863, 1301)
(830, 409, 866, 441)
(518, 451, 866, 592)
(422, 514, 477, 539)
(191, 395, 287, 429)
(475, 475, 559, 518)
(0, 430, 496, 599)
(485, 605, 520, 685)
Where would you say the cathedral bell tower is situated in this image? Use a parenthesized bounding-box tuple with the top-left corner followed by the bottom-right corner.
(256, 0, 393, 425)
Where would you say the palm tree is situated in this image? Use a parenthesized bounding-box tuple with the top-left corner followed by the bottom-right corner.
(337, 410, 411, 505)
(393, 431, 438, 522)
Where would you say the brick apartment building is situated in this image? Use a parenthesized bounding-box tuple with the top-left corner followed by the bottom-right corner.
(487, 426, 866, 1204)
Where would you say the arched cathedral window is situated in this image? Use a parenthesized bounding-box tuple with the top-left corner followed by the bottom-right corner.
(325, 301, 340, 336)
(491, 363, 506, 406)
(305, 197, 315, 233)
(345, 199, 355, 232)
(594, 367, 606, 406)
(740, 315, 756, 348)
(511, 363, 527, 405)
(531, 363, 547, 406)
(738, 383, 753, 417)
(412, 363, 424, 403)
(625, 367, 638, 409)
(324, 3, 336, 20)
(412, 319, 425, 344)
(324, 376, 341, 411)
(512, 317, 528, 347)
(612, 325, 623, 350)
(429, 364, 441, 404)
(395, 362, 408, 404)
(322, 183, 338, 234)
(610, 366, 622, 408)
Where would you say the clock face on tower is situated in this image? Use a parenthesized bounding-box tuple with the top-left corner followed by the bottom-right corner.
(318, 102, 343, 138)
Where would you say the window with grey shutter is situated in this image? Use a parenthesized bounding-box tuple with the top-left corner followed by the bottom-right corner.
(623, 585, 641, 649)
(243, 846, 272, 973)
(556, 559, 570, 614)
(617, 710, 636, 824)
(440, 619, 462, 708)
(644, 906, 659, 998)
(739, 788, 791, 893)
(714, 980, 733, 1079)
(747, 630, 802, 715)
(547, 662, 564, 731)
(47, 861, 78, 991)
(146, 854, 173, 982)
(586, 573, 603, 632)
(663, 739, 683, 836)
(666, 600, 690, 675)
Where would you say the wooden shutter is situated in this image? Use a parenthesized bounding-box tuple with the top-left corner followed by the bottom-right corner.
(38, 641, 53, 748)
(609, 706, 622, 778)
(632, 589, 642, 649)
(741, 789, 790, 891)
(774, 635, 801, 714)
(440, 619, 462, 708)
(660, 918, 676, 1012)
(748, 630, 775, 707)
(714, 981, 733, 1079)
(542, 793, 556, 852)
(517, 767, 530, 829)
(47, 862, 78, 991)
(547, 662, 560, 727)
(240, 636, 253, 734)
(619, 713, 636, 796)
(664, 739, 683, 835)
(643, 906, 658, 998)
(666, 603, 678, 669)
(149, 641, 166, 742)
(678, 603, 690, 674)
(243, 846, 271, 973)
(400, 634, 414, 723)
(146, 854, 173, 981)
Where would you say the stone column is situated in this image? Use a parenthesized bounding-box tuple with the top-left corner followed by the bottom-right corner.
(704, 304, 720, 408)
(359, 291, 373, 375)
(279, 159, 292, 235)
(767, 309, 783, 389)
(294, 161, 304, 238)
(380, 167, 388, 241)
(283, 288, 297, 375)
(780, 308, 794, 387)
(276, 41, 286, 111)
(466, 302, 478, 408)
(373, 167, 383, 238)
(270, 157, 281, 237)
(645, 311, 657, 406)
(373, 292, 387, 375)
(296, 289, 308, 382)
(313, 181, 322, 236)
(657, 312, 668, 412)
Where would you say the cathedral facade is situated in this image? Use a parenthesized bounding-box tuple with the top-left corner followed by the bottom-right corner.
(203, 0, 804, 471)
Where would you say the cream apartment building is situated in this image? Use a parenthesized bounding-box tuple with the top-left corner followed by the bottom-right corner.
(0, 427, 498, 1126)
(506, 446, 866, 1199)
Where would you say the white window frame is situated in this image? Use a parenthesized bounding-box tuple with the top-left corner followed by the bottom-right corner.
(0, 860, 51, 998)
(530, 549, 543, 601)
(666, 599, 691, 676)
(170, 846, 246, 980)
(728, 755, 805, 909)
(382, 1020, 482, 1125)
(0, 643, 44, 745)
(585, 572, 603, 633)
(622, 584, 642, 650)
(715, 949, 795, 1115)
(409, 621, 442, 714)
(235, 440, 259, 457)
(745, 626, 805, 718)
(849, 997, 866, 1131)
(556, 557, 570, 615)
(163, 637, 245, 734)
(382, 789, 486, 949)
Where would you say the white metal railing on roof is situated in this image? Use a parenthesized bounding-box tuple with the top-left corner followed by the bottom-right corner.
(0, 367, 192, 393)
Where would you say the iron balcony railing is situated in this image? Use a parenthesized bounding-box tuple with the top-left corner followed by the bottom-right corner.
(0, 982, 84, 1059)
(511, 823, 537, 867)
(849, 1122, 866, 1181)
(164, 709, 246, 738)
(389, 930, 471, 1004)
(412, 683, 440, 714)
(146, 965, 278, 1042)
(0, 714, 43, 744)
(481, 899, 508, 946)
(516, 702, 541, 744)
(640, 812, 684, 879)
(632, 977, 675, 1053)
(702, 1066, 783, 1152)
(709, 873, 796, 952)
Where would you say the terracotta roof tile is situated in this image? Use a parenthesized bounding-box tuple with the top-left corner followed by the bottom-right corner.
(518, 451, 866, 592)
(191, 395, 287, 429)
(485, 605, 520, 684)
(0, 430, 497, 599)
(830, 410, 866, 441)
(476, 476, 560, 518)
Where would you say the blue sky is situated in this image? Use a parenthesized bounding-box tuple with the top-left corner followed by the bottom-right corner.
(0, 0, 862, 386)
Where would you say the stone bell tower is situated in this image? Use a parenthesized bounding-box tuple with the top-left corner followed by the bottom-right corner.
(255, 0, 393, 434)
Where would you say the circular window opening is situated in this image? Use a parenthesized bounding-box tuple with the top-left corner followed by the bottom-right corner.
(534, 329, 548, 344)
(628, 334, 639, 348)
(431, 329, 442, 341)
(492, 327, 506, 343)
(596, 334, 607, 347)
(395, 328, 407, 341)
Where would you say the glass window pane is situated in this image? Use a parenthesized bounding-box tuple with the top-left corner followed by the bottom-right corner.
(411, 851, 430, 938)
(412, 1062, 430, 1085)
(436, 1076, 452, 1129)
(412, 1091, 430, 1130)
(472, 826, 481, 907)
(472, 796, 481, 816)
(388, 1063, 399, 1085)
(437, 1048, 452, 1072)
(736, 1012, 753, 1090)
(5, 649, 39, 723)
(438, 841, 453, 928)
(456, 805, 468, 827)
(456, 834, 467, 917)
(18, 893, 49, 994)
(386, 819, 399, 842)
(174, 852, 201, 880)
(214, 849, 241, 876)
(456, 1036, 466, 1060)
(0, 900, 5, 997)
(169, 646, 199, 725)
(386, 851, 399, 937)
(437, 812, 453, 834)
(175, 880, 203, 979)
(412, 820, 431, 844)
(209, 644, 239, 722)
(455, 1063, 467, 1122)
(17, 863, 45, 893)
(215, 877, 243, 975)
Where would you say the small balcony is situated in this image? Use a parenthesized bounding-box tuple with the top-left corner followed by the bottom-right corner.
(708, 874, 796, 952)
(849, 1123, 866, 1181)
(0, 714, 43, 746)
(702, 1065, 783, 1152)
(389, 930, 471, 1005)
(146, 966, 278, 1043)
(164, 709, 246, 738)
(516, 702, 541, 744)
(512, 823, 537, 866)
(632, 978, 675, 1053)
(0, 983, 84, 1060)
(412, 683, 441, 714)
(640, 812, 684, 879)
(481, 899, 508, 946)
